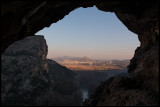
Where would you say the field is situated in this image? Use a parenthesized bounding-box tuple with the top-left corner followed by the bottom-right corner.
(62, 64, 124, 71)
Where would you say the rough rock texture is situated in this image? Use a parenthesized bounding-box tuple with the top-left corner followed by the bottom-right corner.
(1, 1, 159, 106)
(47, 59, 82, 106)
(1, 36, 82, 106)
(83, 77, 159, 106)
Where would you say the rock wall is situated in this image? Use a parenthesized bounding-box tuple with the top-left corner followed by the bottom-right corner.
(84, 76, 159, 106)
(1, 36, 82, 106)
(1, 1, 159, 106)
(47, 59, 82, 106)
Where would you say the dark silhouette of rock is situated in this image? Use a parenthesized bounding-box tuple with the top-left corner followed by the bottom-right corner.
(84, 77, 159, 106)
(47, 59, 82, 106)
(1, 35, 82, 106)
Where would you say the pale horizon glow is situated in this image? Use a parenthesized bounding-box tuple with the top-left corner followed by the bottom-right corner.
(36, 6, 140, 60)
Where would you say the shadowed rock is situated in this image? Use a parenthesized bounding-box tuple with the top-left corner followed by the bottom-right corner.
(84, 77, 159, 106)
(1, 35, 82, 106)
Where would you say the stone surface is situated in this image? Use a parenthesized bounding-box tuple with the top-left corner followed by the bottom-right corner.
(1, 1, 159, 106)
(1, 35, 82, 106)
(84, 77, 159, 106)
(3, 35, 48, 59)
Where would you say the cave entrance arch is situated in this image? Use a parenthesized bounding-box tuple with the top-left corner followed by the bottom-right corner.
(1, 1, 159, 106)
(35, 6, 140, 102)
(36, 6, 140, 62)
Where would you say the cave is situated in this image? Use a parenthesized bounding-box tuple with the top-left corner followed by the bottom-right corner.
(35, 6, 139, 60)
(1, 1, 159, 106)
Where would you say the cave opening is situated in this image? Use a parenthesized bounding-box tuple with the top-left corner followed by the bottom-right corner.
(35, 6, 140, 105)
(1, 1, 159, 106)
(36, 6, 140, 60)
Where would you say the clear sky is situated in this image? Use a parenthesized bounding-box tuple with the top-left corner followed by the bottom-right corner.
(36, 6, 140, 60)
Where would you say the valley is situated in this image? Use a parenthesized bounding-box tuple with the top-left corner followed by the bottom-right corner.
(53, 56, 130, 71)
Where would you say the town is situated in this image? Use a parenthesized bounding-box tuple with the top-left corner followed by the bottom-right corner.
(53, 56, 130, 71)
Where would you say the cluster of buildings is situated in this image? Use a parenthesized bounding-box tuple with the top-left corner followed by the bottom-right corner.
(62, 60, 93, 65)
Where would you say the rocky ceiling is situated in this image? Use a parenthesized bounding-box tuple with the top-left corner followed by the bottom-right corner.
(1, 1, 159, 52)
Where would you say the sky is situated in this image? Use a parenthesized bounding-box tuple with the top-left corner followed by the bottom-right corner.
(35, 6, 140, 60)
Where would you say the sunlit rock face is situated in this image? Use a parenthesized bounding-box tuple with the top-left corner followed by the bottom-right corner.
(1, 1, 159, 106)
(1, 36, 82, 106)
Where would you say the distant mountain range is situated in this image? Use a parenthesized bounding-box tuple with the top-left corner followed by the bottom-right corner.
(52, 56, 94, 63)
(52, 56, 130, 64)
